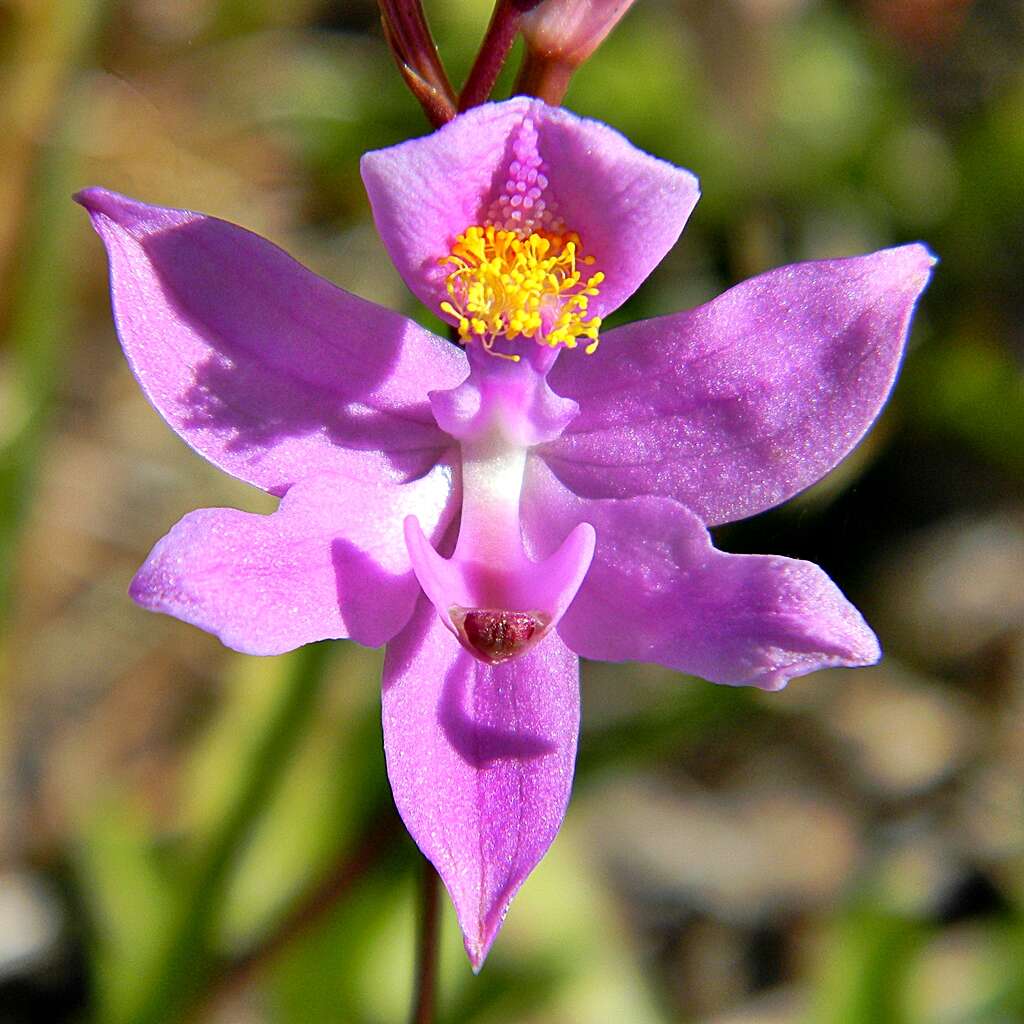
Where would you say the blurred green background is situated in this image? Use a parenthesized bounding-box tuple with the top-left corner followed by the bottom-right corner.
(1, 0, 1022, 1021)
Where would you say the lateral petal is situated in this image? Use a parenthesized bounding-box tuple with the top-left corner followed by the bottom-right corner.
(382, 596, 579, 969)
(542, 245, 935, 525)
(131, 463, 457, 654)
(523, 459, 879, 691)
(76, 188, 466, 494)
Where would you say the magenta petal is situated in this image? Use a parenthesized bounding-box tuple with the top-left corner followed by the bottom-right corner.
(382, 596, 580, 968)
(361, 98, 699, 322)
(131, 464, 457, 654)
(75, 188, 466, 494)
(542, 245, 936, 525)
(522, 460, 879, 690)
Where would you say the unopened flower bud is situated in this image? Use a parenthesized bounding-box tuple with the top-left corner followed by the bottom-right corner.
(520, 0, 637, 67)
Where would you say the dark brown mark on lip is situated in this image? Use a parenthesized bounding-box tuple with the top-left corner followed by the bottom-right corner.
(450, 607, 550, 665)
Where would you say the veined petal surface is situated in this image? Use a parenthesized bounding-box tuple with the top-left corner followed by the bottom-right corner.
(382, 597, 579, 968)
(523, 460, 879, 690)
(361, 97, 699, 322)
(77, 188, 466, 494)
(131, 463, 458, 654)
(542, 245, 935, 525)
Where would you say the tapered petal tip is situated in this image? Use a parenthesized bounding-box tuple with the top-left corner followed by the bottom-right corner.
(466, 926, 504, 972)
(74, 187, 120, 234)
(752, 588, 882, 693)
(75, 186, 199, 246)
(128, 550, 292, 657)
(756, 626, 881, 693)
(466, 915, 503, 973)
(843, 612, 883, 667)
(886, 241, 939, 284)
(860, 242, 937, 320)
(899, 240, 939, 268)
(73, 185, 114, 213)
(74, 186, 157, 230)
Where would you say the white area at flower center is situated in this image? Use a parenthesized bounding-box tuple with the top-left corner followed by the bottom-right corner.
(456, 437, 529, 568)
(404, 429, 594, 650)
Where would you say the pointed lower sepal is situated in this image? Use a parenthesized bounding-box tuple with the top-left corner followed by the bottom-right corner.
(382, 597, 580, 969)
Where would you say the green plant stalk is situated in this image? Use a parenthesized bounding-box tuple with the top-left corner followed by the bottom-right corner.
(0, 0, 106, 638)
(127, 641, 334, 1024)
(808, 905, 923, 1024)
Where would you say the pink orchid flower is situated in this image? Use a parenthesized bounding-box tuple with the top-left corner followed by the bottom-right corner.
(77, 97, 934, 969)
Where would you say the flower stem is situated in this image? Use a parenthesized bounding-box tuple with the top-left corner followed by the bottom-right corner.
(378, 0, 457, 125)
(128, 642, 333, 1024)
(460, 0, 543, 111)
(513, 47, 575, 105)
(410, 858, 442, 1024)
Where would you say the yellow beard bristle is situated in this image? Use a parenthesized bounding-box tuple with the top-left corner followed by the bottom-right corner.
(440, 225, 604, 357)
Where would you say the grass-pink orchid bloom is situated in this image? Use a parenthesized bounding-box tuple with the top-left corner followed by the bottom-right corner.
(77, 97, 934, 969)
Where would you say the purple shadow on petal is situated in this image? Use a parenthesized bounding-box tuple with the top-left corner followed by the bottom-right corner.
(140, 215, 450, 486)
(179, 352, 440, 471)
(439, 655, 557, 767)
(329, 538, 416, 648)
(76, 188, 465, 494)
(382, 598, 579, 969)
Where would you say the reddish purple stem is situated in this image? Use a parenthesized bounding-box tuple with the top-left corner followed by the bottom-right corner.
(410, 859, 441, 1024)
(460, 0, 545, 111)
(379, 0, 457, 125)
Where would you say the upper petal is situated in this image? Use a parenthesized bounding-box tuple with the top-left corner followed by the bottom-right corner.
(76, 188, 467, 494)
(131, 462, 458, 654)
(382, 596, 579, 969)
(541, 244, 935, 525)
(522, 459, 879, 691)
(360, 97, 699, 323)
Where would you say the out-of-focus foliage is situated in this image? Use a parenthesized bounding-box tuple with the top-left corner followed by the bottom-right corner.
(0, 1, 1022, 1022)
